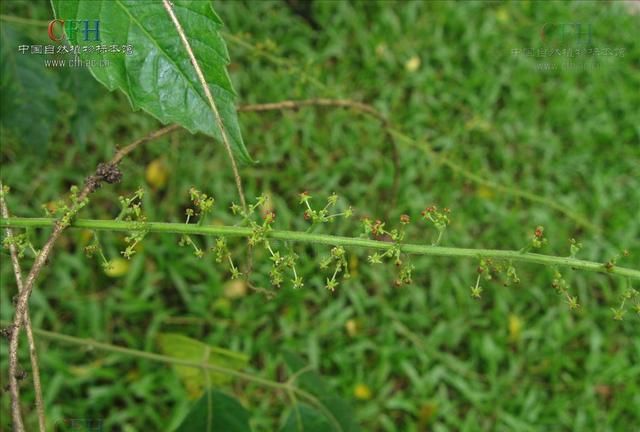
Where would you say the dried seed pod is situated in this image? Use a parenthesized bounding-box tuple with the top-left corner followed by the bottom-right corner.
(95, 162, 123, 184)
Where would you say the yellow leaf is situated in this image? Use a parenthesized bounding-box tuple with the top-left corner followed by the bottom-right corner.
(345, 319, 359, 337)
(224, 279, 247, 299)
(69, 359, 104, 378)
(103, 258, 129, 278)
(508, 314, 523, 343)
(496, 8, 510, 24)
(353, 383, 372, 400)
(145, 158, 169, 190)
(405, 56, 421, 72)
(349, 255, 359, 277)
(476, 185, 495, 199)
(157, 333, 248, 399)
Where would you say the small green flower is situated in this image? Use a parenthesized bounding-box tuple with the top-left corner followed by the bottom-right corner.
(298, 191, 311, 204)
(327, 192, 338, 207)
(326, 278, 338, 291)
(344, 207, 353, 219)
(567, 296, 580, 310)
(611, 307, 625, 321)
(569, 238, 582, 258)
(230, 203, 242, 215)
(470, 285, 483, 299)
(368, 253, 382, 264)
(293, 276, 304, 289)
(230, 267, 242, 280)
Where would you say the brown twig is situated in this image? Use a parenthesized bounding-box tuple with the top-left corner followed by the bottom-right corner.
(111, 124, 180, 165)
(239, 99, 386, 122)
(238, 98, 401, 216)
(1, 183, 41, 432)
(4, 124, 180, 429)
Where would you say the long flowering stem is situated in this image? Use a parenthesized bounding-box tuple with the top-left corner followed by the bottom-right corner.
(2, 217, 638, 280)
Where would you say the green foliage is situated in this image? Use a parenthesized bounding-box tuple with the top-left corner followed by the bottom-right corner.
(176, 390, 251, 432)
(157, 333, 248, 399)
(282, 352, 360, 432)
(281, 403, 335, 432)
(1, 1, 639, 431)
(50, 0, 252, 164)
(0, 25, 59, 152)
(59, 67, 100, 150)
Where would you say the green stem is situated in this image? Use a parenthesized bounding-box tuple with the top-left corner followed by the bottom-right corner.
(2, 217, 638, 280)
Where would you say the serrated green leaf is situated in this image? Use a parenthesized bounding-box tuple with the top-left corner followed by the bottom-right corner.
(50, 0, 253, 164)
(176, 390, 252, 432)
(157, 333, 248, 399)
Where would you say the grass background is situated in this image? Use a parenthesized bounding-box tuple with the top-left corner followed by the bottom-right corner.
(1, 0, 639, 430)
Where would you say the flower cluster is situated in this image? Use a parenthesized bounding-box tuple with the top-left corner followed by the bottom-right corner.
(320, 246, 349, 291)
(531, 226, 547, 249)
(421, 205, 451, 246)
(83, 230, 111, 273)
(42, 185, 90, 228)
(470, 258, 492, 298)
(362, 214, 414, 287)
(17, 183, 634, 320)
(569, 238, 583, 258)
(470, 257, 521, 299)
(180, 187, 215, 258)
(603, 249, 630, 273)
(213, 237, 242, 280)
(117, 188, 148, 259)
(187, 187, 215, 222)
(299, 191, 352, 226)
(2, 218, 37, 259)
(551, 270, 579, 310)
(610, 286, 639, 321)
(233, 195, 302, 289)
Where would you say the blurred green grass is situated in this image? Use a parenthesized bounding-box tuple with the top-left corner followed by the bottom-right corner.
(1, 0, 639, 431)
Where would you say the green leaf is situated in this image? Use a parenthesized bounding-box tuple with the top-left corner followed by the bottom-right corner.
(0, 25, 59, 154)
(281, 403, 334, 432)
(50, 0, 253, 164)
(59, 67, 101, 150)
(176, 390, 252, 432)
(282, 351, 360, 432)
(157, 333, 248, 399)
